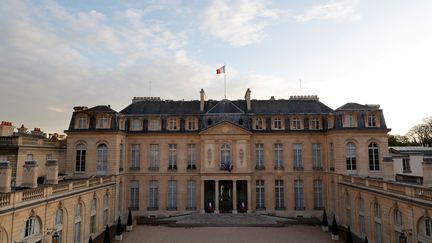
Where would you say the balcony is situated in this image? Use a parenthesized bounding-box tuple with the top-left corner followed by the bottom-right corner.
(187, 164, 197, 171)
(255, 165, 265, 171)
(168, 165, 178, 171)
(220, 162, 233, 172)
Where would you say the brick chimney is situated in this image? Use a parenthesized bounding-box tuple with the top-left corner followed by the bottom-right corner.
(0, 121, 15, 136)
(200, 89, 206, 112)
(45, 159, 58, 185)
(244, 88, 251, 111)
(22, 160, 38, 188)
(0, 161, 12, 192)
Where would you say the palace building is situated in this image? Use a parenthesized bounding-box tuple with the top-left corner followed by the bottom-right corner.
(1, 88, 432, 243)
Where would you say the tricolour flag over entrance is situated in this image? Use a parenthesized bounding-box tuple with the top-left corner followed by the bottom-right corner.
(216, 66, 225, 74)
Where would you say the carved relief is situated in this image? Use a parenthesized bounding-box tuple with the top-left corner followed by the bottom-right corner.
(239, 149, 244, 165)
(207, 148, 212, 165)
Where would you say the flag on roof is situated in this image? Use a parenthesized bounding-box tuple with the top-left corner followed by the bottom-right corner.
(216, 66, 225, 74)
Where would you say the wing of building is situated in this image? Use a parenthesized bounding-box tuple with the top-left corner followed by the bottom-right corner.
(1, 89, 432, 242)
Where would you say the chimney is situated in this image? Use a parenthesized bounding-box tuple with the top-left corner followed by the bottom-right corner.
(17, 124, 28, 134)
(31, 128, 43, 136)
(0, 121, 15, 136)
(245, 88, 251, 111)
(45, 159, 58, 185)
(200, 89, 206, 112)
(22, 160, 38, 188)
(382, 156, 394, 181)
(0, 161, 12, 192)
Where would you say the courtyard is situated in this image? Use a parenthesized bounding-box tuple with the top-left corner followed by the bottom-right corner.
(121, 225, 334, 243)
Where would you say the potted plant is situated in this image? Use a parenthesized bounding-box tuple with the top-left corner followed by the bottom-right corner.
(126, 209, 133, 232)
(115, 217, 123, 241)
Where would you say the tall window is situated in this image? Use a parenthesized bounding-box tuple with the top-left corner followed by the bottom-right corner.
(168, 144, 177, 169)
(149, 144, 159, 170)
(98, 116, 108, 128)
(312, 143, 322, 169)
(74, 203, 82, 243)
(131, 144, 140, 169)
(345, 194, 352, 227)
(187, 180, 196, 210)
(274, 143, 283, 169)
(402, 158, 411, 172)
(54, 209, 63, 243)
(149, 180, 158, 210)
(273, 117, 282, 129)
(75, 144, 86, 172)
(374, 203, 382, 243)
(149, 119, 160, 131)
(330, 143, 335, 169)
(24, 217, 39, 238)
(293, 144, 303, 170)
(167, 180, 177, 210)
(256, 180, 265, 209)
(187, 144, 196, 169)
(255, 144, 264, 170)
(254, 117, 264, 130)
(119, 143, 124, 170)
(358, 198, 366, 239)
(130, 180, 139, 210)
(90, 198, 97, 234)
(97, 144, 108, 175)
(275, 180, 284, 209)
(369, 143, 380, 171)
(131, 119, 141, 131)
(220, 143, 231, 168)
(368, 113, 377, 127)
(186, 118, 197, 130)
(394, 209, 403, 241)
(313, 180, 323, 209)
(78, 116, 87, 129)
(425, 218, 432, 237)
(344, 114, 354, 127)
(346, 143, 357, 173)
(310, 118, 320, 130)
(294, 180, 304, 210)
(291, 117, 301, 130)
(103, 194, 109, 226)
(26, 154, 33, 161)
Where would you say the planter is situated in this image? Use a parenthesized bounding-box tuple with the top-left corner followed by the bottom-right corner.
(115, 234, 123, 241)
(321, 226, 328, 232)
(126, 225, 133, 232)
(331, 234, 339, 241)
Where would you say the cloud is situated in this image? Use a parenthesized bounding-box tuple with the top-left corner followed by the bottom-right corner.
(200, 0, 282, 46)
(295, 0, 361, 22)
(48, 107, 65, 113)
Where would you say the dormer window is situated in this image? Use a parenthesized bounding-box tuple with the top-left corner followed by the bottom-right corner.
(310, 118, 320, 130)
(97, 116, 109, 129)
(273, 117, 283, 130)
(149, 119, 160, 131)
(343, 114, 357, 127)
(119, 119, 125, 130)
(131, 119, 141, 131)
(254, 117, 265, 130)
(186, 118, 197, 131)
(78, 116, 87, 129)
(291, 117, 302, 130)
(168, 118, 179, 130)
(367, 113, 377, 127)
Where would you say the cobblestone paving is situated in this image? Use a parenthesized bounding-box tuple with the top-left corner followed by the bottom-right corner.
(174, 213, 287, 226)
(122, 225, 334, 243)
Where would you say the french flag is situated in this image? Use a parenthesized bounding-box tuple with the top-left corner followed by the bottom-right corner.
(216, 66, 225, 74)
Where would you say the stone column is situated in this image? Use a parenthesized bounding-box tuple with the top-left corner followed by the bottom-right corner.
(22, 160, 38, 188)
(422, 155, 432, 187)
(0, 161, 12, 192)
(247, 179, 252, 213)
(233, 180, 237, 213)
(45, 159, 58, 185)
(201, 180, 205, 213)
(215, 180, 219, 214)
(382, 156, 394, 181)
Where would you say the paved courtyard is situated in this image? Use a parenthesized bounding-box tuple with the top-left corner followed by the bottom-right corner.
(121, 225, 334, 243)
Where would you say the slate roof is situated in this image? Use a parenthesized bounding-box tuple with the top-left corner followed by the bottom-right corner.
(390, 146, 432, 154)
(336, 103, 371, 111)
(86, 105, 117, 113)
(120, 98, 333, 115)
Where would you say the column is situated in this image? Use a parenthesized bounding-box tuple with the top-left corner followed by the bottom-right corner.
(247, 179, 252, 213)
(233, 180, 237, 213)
(215, 180, 219, 213)
(201, 180, 205, 213)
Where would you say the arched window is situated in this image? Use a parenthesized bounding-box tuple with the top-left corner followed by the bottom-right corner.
(346, 143, 356, 173)
(358, 197, 366, 239)
(23, 217, 40, 238)
(374, 203, 382, 243)
(74, 203, 82, 243)
(393, 209, 403, 241)
(419, 217, 432, 242)
(54, 209, 63, 243)
(103, 194, 109, 226)
(90, 198, 97, 234)
(368, 143, 380, 171)
(345, 193, 351, 227)
(76, 144, 86, 172)
(220, 144, 231, 169)
(97, 144, 108, 175)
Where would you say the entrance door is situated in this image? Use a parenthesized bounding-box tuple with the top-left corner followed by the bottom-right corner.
(237, 180, 248, 213)
(204, 181, 215, 213)
(219, 180, 233, 213)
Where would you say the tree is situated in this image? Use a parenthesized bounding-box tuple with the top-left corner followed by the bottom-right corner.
(88, 236, 93, 243)
(346, 226, 353, 243)
(364, 236, 368, 243)
(407, 117, 432, 146)
(104, 225, 111, 243)
(116, 217, 122, 236)
(388, 134, 412, 146)
(321, 209, 328, 231)
(331, 215, 339, 241)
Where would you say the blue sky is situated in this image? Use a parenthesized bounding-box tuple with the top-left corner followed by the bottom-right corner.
(0, 0, 431, 135)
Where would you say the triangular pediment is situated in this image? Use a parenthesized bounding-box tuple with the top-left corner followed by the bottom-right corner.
(199, 121, 251, 135)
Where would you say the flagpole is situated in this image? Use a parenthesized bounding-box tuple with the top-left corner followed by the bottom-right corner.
(224, 63, 226, 99)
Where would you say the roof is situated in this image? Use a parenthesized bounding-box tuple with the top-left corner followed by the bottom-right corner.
(390, 146, 432, 154)
(121, 100, 201, 115)
(207, 100, 245, 114)
(250, 99, 333, 114)
(336, 103, 371, 111)
(86, 105, 117, 113)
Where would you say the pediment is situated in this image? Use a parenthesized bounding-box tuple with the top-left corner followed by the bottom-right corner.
(199, 121, 251, 135)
